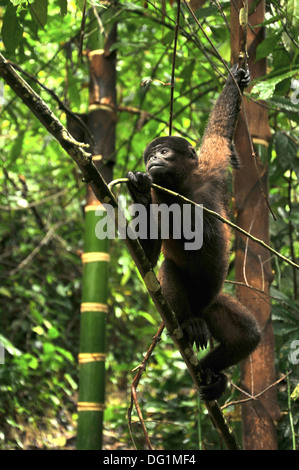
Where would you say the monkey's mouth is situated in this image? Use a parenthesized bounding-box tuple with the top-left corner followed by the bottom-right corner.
(148, 162, 165, 172)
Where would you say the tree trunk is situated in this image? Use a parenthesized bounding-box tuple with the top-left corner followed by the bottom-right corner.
(230, 0, 281, 450)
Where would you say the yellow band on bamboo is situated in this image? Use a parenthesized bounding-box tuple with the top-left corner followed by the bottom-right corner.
(252, 138, 270, 147)
(85, 204, 106, 212)
(92, 155, 103, 161)
(89, 103, 115, 113)
(82, 252, 110, 263)
(80, 302, 109, 313)
(78, 352, 106, 363)
(77, 402, 105, 412)
(88, 49, 105, 57)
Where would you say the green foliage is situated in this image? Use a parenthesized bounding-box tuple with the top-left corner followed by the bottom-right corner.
(0, 0, 298, 451)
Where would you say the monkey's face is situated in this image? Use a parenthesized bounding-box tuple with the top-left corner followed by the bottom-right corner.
(144, 137, 198, 188)
(146, 144, 175, 176)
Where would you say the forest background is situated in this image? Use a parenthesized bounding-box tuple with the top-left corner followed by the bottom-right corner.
(0, 0, 298, 450)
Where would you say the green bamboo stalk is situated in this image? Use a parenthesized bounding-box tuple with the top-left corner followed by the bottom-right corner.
(76, 2, 117, 449)
(77, 206, 109, 449)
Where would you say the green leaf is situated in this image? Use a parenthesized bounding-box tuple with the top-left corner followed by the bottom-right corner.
(0, 334, 22, 356)
(250, 80, 275, 100)
(274, 131, 298, 171)
(58, 0, 67, 16)
(27, 356, 39, 369)
(30, 0, 48, 28)
(43, 342, 55, 354)
(48, 327, 60, 339)
(9, 130, 25, 162)
(287, 0, 299, 28)
(0, 287, 12, 298)
(251, 70, 299, 100)
(21, 353, 39, 370)
(32, 325, 44, 335)
(64, 373, 77, 390)
(255, 30, 282, 61)
(50, 394, 60, 406)
(266, 95, 299, 114)
(139, 310, 158, 326)
(195, 5, 218, 18)
(119, 2, 143, 12)
(290, 384, 299, 401)
(1, 3, 23, 54)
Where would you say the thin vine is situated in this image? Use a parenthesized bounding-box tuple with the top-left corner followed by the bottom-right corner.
(169, 0, 181, 135)
(108, 178, 299, 271)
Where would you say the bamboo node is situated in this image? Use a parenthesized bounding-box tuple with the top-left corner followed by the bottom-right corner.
(81, 252, 110, 263)
(89, 103, 116, 114)
(85, 203, 106, 212)
(78, 352, 106, 363)
(92, 154, 103, 161)
(77, 402, 105, 412)
(88, 49, 105, 57)
(80, 302, 109, 313)
(252, 138, 270, 147)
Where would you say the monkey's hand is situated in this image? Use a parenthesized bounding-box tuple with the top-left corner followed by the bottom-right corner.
(127, 171, 153, 206)
(181, 317, 210, 350)
(227, 64, 250, 91)
(199, 369, 227, 401)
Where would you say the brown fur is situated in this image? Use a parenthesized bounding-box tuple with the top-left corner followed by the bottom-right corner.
(127, 66, 261, 400)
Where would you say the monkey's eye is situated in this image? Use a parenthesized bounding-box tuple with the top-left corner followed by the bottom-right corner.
(161, 148, 169, 155)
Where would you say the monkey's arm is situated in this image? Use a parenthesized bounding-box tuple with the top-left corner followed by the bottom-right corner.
(199, 65, 250, 170)
(127, 171, 162, 266)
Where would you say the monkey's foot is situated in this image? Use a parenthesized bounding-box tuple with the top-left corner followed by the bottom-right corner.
(181, 317, 210, 350)
(199, 369, 227, 401)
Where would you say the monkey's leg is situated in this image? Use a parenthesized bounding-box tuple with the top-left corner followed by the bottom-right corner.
(159, 259, 210, 349)
(159, 258, 190, 321)
(199, 293, 261, 400)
